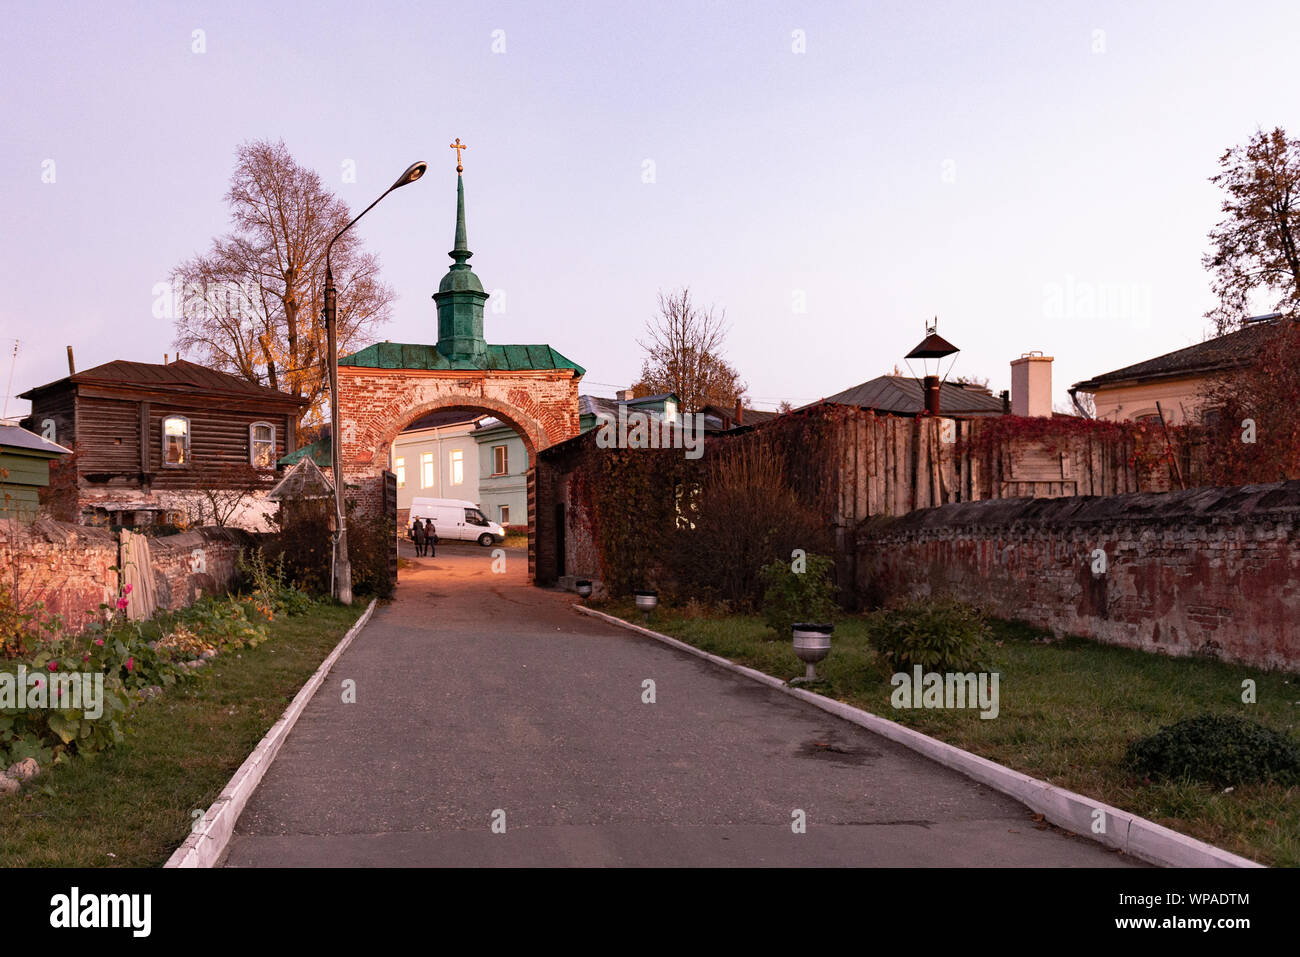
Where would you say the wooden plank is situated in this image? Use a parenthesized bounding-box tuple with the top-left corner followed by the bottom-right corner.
(140, 401, 150, 473)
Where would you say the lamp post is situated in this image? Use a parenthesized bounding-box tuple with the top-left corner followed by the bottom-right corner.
(326, 161, 427, 604)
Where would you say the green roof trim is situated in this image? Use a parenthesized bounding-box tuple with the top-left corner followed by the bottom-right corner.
(340, 342, 585, 377)
(279, 437, 332, 468)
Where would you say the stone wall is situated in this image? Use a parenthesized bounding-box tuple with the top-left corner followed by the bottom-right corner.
(0, 519, 251, 630)
(857, 481, 1300, 670)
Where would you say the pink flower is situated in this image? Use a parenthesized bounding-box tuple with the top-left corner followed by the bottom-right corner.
(47, 661, 58, 672)
(125, 657, 134, 672)
(94, 638, 104, 646)
(32, 677, 43, 690)
(116, 597, 129, 610)
(83, 654, 90, 662)
(123, 584, 133, 595)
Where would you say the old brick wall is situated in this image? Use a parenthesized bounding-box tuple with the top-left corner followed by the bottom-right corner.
(857, 481, 1300, 670)
(0, 520, 250, 630)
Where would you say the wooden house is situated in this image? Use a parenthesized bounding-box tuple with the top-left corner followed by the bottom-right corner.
(0, 423, 72, 519)
(19, 359, 307, 526)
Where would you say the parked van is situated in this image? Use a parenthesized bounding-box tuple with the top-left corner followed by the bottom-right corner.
(408, 497, 505, 546)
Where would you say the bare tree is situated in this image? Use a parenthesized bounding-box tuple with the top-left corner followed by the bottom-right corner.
(636, 288, 747, 411)
(178, 463, 266, 528)
(1204, 127, 1300, 335)
(170, 139, 395, 435)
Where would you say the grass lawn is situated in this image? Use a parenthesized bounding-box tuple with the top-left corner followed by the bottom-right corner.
(597, 598, 1300, 867)
(0, 601, 364, 867)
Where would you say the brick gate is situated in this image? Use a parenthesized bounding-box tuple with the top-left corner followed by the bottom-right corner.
(335, 166, 583, 581)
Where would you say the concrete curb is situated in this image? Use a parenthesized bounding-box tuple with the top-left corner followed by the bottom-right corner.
(164, 598, 378, 869)
(575, 604, 1263, 869)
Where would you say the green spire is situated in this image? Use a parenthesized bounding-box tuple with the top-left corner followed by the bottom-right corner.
(433, 169, 488, 362)
(451, 172, 471, 263)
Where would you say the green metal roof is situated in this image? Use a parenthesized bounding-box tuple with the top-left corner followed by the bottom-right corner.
(340, 342, 585, 376)
(279, 437, 332, 468)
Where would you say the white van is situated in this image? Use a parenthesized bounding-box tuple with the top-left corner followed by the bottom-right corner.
(408, 497, 505, 546)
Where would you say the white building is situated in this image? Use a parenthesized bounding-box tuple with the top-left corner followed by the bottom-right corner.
(391, 410, 485, 524)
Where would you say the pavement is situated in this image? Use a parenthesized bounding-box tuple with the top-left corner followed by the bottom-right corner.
(221, 541, 1136, 867)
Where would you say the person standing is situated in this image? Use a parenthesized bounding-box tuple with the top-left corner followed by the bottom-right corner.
(424, 517, 437, 558)
(412, 517, 426, 557)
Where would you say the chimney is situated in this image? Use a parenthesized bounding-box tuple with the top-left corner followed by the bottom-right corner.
(66, 345, 75, 375)
(1010, 352, 1053, 417)
(616, 389, 635, 402)
(734, 398, 743, 426)
(1000, 389, 1010, 414)
(922, 375, 941, 415)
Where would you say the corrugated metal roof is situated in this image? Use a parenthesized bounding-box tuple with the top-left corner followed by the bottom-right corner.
(822, 375, 1005, 416)
(0, 424, 72, 456)
(340, 342, 585, 376)
(279, 437, 332, 468)
(1073, 319, 1284, 390)
(20, 358, 307, 404)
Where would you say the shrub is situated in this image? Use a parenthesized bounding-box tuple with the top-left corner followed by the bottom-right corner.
(347, 512, 395, 599)
(1125, 713, 1300, 787)
(759, 554, 838, 639)
(866, 598, 992, 673)
(670, 441, 833, 608)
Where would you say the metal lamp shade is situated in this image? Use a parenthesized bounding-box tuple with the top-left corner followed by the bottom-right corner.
(576, 580, 593, 599)
(634, 590, 659, 612)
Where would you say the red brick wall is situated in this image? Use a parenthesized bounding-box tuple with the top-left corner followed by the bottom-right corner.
(857, 482, 1300, 670)
(0, 520, 250, 631)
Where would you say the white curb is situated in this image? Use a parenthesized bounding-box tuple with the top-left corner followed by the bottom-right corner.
(575, 604, 1263, 869)
(164, 599, 378, 869)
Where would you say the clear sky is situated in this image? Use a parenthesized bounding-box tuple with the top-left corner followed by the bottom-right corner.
(3, 0, 1297, 417)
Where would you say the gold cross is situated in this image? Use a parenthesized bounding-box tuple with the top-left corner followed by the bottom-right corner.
(449, 138, 467, 172)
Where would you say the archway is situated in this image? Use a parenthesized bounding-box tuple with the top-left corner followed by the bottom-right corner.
(332, 163, 584, 583)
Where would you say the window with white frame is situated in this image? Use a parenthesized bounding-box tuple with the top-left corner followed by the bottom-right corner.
(249, 421, 276, 469)
(162, 415, 190, 466)
(492, 444, 508, 475)
(395, 457, 405, 488)
(421, 452, 434, 489)
(450, 449, 464, 486)
(499, 504, 510, 525)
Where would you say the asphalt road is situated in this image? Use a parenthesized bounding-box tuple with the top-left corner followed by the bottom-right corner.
(221, 541, 1134, 867)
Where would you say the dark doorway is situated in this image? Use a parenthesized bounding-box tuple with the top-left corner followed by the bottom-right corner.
(383, 468, 398, 583)
(555, 502, 566, 578)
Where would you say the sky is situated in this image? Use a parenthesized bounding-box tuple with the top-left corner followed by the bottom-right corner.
(3, 0, 1298, 418)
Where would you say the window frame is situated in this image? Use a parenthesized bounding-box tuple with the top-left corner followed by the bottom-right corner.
(395, 456, 406, 489)
(450, 449, 464, 486)
(421, 452, 435, 489)
(161, 415, 191, 468)
(492, 444, 508, 476)
(499, 504, 510, 526)
(249, 420, 276, 470)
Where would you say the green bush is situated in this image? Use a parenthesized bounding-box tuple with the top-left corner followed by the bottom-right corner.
(866, 597, 992, 673)
(1125, 713, 1300, 787)
(759, 554, 838, 639)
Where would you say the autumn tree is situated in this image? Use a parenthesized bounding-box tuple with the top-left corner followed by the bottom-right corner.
(1204, 127, 1300, 335)
(168, 139, 394, 435)
(636, 288, 747, 411)
(1196, 318, 1300, 484)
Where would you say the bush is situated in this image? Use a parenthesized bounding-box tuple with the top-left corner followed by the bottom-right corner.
(347, 512, 395, 599)
(866, 598, 992, 673)
(1125, 713, 1300, 787)
(759, 554, 838, 639)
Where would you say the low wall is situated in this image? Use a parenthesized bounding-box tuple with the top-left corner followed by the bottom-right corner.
(0, 519, 252, 630)
(857, 481, 1300, 671)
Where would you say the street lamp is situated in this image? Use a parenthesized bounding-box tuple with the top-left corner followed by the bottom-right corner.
(326, 160, 427, 604)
